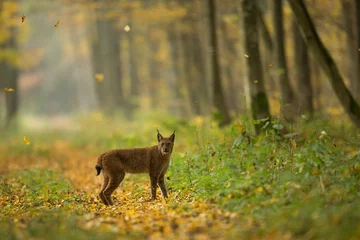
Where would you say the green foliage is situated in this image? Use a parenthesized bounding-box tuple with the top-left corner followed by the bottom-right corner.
(167, 118, 360, 238)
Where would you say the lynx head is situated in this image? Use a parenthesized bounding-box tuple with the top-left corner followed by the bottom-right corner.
(157, 130, 175, 156)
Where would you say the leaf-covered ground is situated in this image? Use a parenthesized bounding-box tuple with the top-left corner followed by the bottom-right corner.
(0, 141, 240, 239)
(0, 112, 360, 239)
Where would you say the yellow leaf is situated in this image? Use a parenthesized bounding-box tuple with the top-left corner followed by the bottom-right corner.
(193, 116, 204, 127)
(237, 122, 244, 133)
(268, 63, 273, 67)
(290, 138, 296, 148)
(256, 187, 263, 192)
(54, 20, 60, 27)
(24, 136, 30, 145)
(244, 54, 249, 58)
(210, 164, 214, 171)
(22, 14, 25, 23)
(95, 73, 104, 82)
(253, 80, 258, 84)
(4, 88, 14, 92)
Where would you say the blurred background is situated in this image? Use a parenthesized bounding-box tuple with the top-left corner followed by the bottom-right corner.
(0, 0, 359, 130)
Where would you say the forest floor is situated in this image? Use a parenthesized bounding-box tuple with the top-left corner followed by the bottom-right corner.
(0, 112, 359, 239)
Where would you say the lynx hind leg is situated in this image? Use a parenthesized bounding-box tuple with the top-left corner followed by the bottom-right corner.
(99, 174, 109, 205)
(103, 172, 125, 206)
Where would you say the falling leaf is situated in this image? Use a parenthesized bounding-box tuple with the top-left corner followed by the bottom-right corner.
(268, 63, 272, 67)
(95, 73, 104, 82)
(24, 136, 30, 145)
(124, 25, 131, 32)
(244, 54, 249, 58)
(54, 20, 60, 27)
(253, 80, 258, 84)
(21, 14, 25, 22)
(4, 88, 14, 92)
(210, 165, 214, 171)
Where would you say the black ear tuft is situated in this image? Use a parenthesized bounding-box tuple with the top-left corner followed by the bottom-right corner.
(157, 129, 163, 142)
(170, 131, 175, 142)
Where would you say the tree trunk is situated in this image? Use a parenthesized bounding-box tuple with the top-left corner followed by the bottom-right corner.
(273, 0, 295, 112)
(341, 0, 358, 102)
(1, 7, 19, 127)
(167, 23, 186, 116)
(292, 17, 313, 115)
(288, 0, 360, 127)
(354, 0, 360, 102)
(191, 30, 209, 115)
(128, 15, 139, 101)
(208, 0, 231, 125)
(181, 31, 201, 115)
(240, 0, 271, 133)
(220, 20, 240, 114)
(257, 6, 277, 93)
(91, 2, 123, 112)
(4, 59, 19, 127)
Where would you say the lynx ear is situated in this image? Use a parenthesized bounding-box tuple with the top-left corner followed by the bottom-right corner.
(169, 130, 175, 142)
(157, 129, 163, 142)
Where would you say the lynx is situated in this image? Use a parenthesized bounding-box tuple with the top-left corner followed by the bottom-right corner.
(95, 130, 175, 205)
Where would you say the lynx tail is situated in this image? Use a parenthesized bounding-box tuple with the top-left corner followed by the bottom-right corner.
(95, 153, 105, 176)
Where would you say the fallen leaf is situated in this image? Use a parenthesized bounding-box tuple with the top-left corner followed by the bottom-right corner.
(237, 122, 244, 133)
(22, 14, 25, 22)
(290, 138, 296, 148)
(54, 20, 60, 27)
(4, 88, 14, 92)
(244, 54, 249, 58)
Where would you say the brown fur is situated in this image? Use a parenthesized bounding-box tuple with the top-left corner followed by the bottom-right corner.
(95, 130, 175, 205)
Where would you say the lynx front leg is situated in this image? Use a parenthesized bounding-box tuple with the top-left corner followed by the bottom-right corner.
(158, 172, 168, 198)
(149, 174, 159, 201)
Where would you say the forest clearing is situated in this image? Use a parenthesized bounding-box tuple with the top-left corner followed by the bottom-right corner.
(1, 113, 359, 239)
(1, 0, 360, 239)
